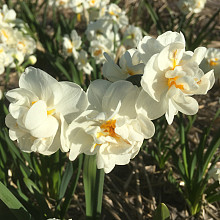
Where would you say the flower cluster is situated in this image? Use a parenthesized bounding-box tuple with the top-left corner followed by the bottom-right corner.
(61, 1, 142, 74)
(0, 4, 36, 74)
(5, 31, 215, 173)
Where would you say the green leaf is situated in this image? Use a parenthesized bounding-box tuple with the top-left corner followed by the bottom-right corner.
(59, 161, 73, 200)
(0, 181, 31, 220)
(153, 203, 170, 220)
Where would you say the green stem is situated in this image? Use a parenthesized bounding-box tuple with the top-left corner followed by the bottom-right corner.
(83, 155, 105, 219)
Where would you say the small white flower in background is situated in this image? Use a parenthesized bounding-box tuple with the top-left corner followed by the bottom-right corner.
(16, 32, 36, 57)
(0, 25, 16, 45)
(5, 67, 88, 155)
(0, 4, 16, 27)
(103, 49, 144, 82)
(136, 31, 215, 124)
(209, 162, 220, 184)
(101, 3, 128, 29)
(123, 25, 143, 48)
(49, 0, 70, 8)
(85, 19, 113, 41)
(63, 30, 81, 59)
(61, 80, 155, 173)
(0, 43, 13, 74)
(89, 38, 113, 64)
(69, 0, 84, 14)
(76, 50, 93, 75)
(200, 48, 220, 79)
(177, 0, 207, 14)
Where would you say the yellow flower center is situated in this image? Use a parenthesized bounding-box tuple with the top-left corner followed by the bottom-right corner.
(0, 48, 3, 53)
(209, 58, 218, 66)
(94, 49, 102, 57)
(59, 0, 65, 5)
(168, 76, 184, 90)
(98, 119, 119, 139)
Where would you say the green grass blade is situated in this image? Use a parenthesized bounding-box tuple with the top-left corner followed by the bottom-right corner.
(0, 181, 31, 220)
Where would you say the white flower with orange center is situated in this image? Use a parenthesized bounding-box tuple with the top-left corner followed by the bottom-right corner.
(61, 80, 155, 173)
(200, 48, 220, 79)
(63, 30, 81, 59)
(136, 31, 214, 124)
(103, 49, 144, 82)
(5, 67, 88, 155)
(89, 38, 113, 64)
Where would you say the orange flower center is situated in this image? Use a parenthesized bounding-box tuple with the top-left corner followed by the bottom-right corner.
(94, 49, 102, 57)
(209, 58, 218, 66)
(168, 76, 184, 90)
(98, 119, 119, 139)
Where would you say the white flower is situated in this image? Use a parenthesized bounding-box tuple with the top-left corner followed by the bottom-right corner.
(0, 43, 13, 74)
(123, 25, 143, 48)
(16, 32, 36, 56)
(89, 38, 113, 64)
(0, 25, 16, 45)
(0, 89, 2, 100)
(76, 50, 93, 75)
(49, 0, 70, 8)
(200, 48, 220, 79)
(103, 49, 144, 82)
(86, 19, 113, 41)
(62, 80, 155, 173)
(63, 30, 81, 59)
(5, 67, 88, 155)
(177, 0, 207, 14)
(102, 3, 128, 28)
(138, 31, 186, 65)
(69, 0, 84, 13)
(0, 4, 16, 27)
(136, 31, 215, 124)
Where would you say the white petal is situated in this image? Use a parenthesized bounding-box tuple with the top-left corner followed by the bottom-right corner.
(137, 35, 163, 64)
(172, 92, 199, 116)
(103, 52, 127, 81)
(157, 31, 185, 46)
(6, 88, 37, 106)
(55, 81, 88, 116)
(102, 81, 138, 116)
(30, 115, 59, 138)
(165, 99, 177, 125)
(136, 113, 155, 139)
(141, 54, 168, 102)
(136, 89, 167, 120)
(87, 79, 111, 111)
(24, 100, 47, 130)
(191, 47, 207, 65)
(19, 67, 63, 106)
(193, 70, 215, 94)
